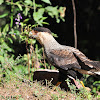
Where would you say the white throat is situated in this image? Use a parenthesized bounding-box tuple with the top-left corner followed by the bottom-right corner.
(37, 32, 61, 50)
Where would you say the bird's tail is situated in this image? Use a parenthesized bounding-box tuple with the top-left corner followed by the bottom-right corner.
(69, 47, 100, 76)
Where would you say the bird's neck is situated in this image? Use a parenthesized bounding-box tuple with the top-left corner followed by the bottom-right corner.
(43, 36, 61, 50)
(37, 32, 61, 50)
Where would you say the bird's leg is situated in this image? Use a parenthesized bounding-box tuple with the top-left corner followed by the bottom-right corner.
(73, 78, 83, 89)
(55, 81, 62, 86)
(67, 75, 84, 89)
(67, 75, 91, 91)
(53, 81, 62, 91)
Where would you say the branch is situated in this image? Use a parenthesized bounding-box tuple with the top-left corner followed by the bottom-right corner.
(72, 0, 77, 48)
(6, 0, 34, 9)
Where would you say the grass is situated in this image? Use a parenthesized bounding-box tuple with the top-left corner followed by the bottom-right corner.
(0, 77, 67, 100)
(0, 74, 100, 100)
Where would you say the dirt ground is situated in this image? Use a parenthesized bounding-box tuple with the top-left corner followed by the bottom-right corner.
(0, 80, 75, 100)
(0, 79, 99, 100)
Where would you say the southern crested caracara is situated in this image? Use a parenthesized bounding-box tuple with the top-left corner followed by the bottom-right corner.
(29, 27, 100, 89)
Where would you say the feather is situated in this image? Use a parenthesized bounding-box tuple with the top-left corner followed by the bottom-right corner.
(68, 47, 100, 75)
(45, 47, 100, 76)
(47, 49, 81, 70)
(30, 27, 100, 77)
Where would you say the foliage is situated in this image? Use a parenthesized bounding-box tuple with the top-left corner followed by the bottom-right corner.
(0, 0, 65, 82)
(66, 78, 99, 100)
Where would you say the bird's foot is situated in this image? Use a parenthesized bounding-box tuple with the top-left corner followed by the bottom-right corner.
(67, 75, 91, 91)
(74, 80, 91, 91)
(80, 81, 91, 91)
(80, 81, 85, 88)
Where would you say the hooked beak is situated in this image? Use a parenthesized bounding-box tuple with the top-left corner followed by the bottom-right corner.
(29, 31, 34, 38)
(29, 32, 34, 39)
(29, 30, 37, 38)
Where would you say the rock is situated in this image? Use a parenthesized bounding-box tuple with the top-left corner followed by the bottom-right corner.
(33, 69, 68, 90)
(33, 69, 59, 85)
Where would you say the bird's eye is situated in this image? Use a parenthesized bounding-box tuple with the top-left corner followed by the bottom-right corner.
(34, 30, 38, 34)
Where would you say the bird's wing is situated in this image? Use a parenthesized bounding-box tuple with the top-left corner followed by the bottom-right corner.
(68, 47, 100, 75)
(49, 49, 81, 70)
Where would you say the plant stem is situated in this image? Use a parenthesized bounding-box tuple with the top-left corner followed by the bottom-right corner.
(33, 0, 36, 13)
(72, 0, 77, 48)
(6, 1, 34, 9)
(10, 0, 13, 28)
(42, 48, 47, 69)
(25, 40, 31, 80)
(27, 53, 31, 80)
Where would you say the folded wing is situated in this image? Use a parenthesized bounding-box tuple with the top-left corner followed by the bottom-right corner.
(49, 49, 81, 70)
(68, 47, 100, 75)
(48, 47, 100, 76)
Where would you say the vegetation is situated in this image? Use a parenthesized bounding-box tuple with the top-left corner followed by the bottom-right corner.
(0, 0, 100, 99)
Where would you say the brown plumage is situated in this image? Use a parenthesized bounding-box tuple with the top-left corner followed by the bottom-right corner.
(29, 27, 100, 82)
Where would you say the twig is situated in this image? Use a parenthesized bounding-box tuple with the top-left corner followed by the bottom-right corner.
(6, 0, 34, 9)
(25, 40, 31, 80)
(34, 47, 40, 69)
(42, 48, 47, 69)
(10, 0, 13, 28)
(30, 44, 34, 70)
(72, 0, 77, 48)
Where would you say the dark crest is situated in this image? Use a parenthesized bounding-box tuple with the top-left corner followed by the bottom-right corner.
(33, 27, 52, 34)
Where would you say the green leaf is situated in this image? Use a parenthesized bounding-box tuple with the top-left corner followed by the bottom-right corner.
(52, 33, 58, 37)
(16, 2, 23, 11)
(92, 87, 96, 93)
(0, 0, 4, 5)
(31, 24, 38, 28)
(8, 37, 13, 43)
(1, 42, 13, 52)
(97, 95, 100, 98)
(35, 4, 42, 8)
(42, 22, 49, 25)
(45, 6, 58, 16)
(38, 8, 45, 16)
(56, 18, 60, 23)
(33, 8, 45, 22)
(41, 17, 47, 20)
(0, 55, 4, 63)
(23, 18, 29, 23)
(20, 22, 26, 27)
(24, 7, 29, 16)
(24, 0, 32, 6)
(3, 24, 9, 33)
(0, 13, 8, 18)
(41, 0, 51, 5)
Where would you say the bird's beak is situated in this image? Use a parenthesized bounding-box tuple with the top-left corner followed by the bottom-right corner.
(29, 31, 33, 38)
(29, 30, 37, 38)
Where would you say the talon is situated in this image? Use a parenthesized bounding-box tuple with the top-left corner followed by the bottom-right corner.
(80, 81, 91, 91)
(80, 81, 85, 88)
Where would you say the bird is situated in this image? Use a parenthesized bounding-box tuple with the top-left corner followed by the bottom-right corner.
(29, 27, 100, 89)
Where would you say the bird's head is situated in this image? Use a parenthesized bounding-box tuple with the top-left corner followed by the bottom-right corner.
(29, 27, 52, 38)
(29, 27, 53, 46)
